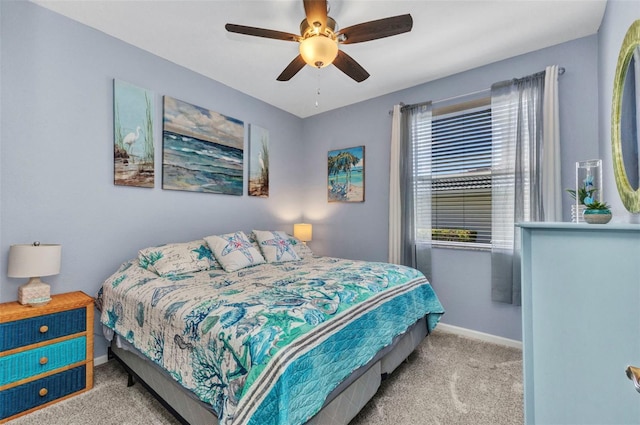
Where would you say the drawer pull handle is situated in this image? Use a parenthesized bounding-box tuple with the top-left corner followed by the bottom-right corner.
(39, 357, 48, 365)
(39, 388, 48, 397)
(626, 365, 640, 393)
(39, 325, 49, 333)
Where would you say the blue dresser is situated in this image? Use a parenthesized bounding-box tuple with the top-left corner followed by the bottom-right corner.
(520, 223, 640, 424)
(0, 291, 94, 423)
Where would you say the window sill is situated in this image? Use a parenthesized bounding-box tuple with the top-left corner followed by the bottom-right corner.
(431, 240, 491, 252)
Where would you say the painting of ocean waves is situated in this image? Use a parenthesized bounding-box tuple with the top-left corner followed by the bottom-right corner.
(162, 96, 244, 195)
(163, 132, 243, 194)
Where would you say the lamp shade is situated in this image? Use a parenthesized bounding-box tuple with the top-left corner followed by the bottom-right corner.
(293, 223, 313, 242)
(299, 36, 338, 68)
(8, 243, 62, 278)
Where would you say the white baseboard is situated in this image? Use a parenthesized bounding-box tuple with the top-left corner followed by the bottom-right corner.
(95, 354, 109, 366)
(435, 323, 522, 349)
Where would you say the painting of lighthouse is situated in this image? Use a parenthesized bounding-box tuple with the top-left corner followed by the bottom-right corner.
(113, 79, 155, 188)
(248, 124, 269, 197)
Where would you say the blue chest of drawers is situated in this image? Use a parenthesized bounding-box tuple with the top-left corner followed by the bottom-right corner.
(0, 291, 94, 423)
(520, 223, 640, 424)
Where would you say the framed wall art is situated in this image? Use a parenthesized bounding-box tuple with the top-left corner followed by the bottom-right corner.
(248, 124, 269, 197)
(113, 79, 155, 188)
(328, 145, 365, 202)
(162, 96, 244, 195)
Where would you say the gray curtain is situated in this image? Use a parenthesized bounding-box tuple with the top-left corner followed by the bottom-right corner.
(491, 72, 546, 305)
(400, 103, 433, 279)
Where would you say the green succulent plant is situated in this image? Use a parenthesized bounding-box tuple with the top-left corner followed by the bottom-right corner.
(584, 200, 610, 210)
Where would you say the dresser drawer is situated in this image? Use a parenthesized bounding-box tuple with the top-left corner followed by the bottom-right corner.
(0, 365, 86, 420)
(0, 308, 86, 351)
(0, 337, 86, 386)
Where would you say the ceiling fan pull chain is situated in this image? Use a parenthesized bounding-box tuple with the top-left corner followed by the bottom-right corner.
(315, 69, 321, 108)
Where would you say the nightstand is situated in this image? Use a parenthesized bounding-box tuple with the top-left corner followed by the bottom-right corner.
(0, 291, 94, 423)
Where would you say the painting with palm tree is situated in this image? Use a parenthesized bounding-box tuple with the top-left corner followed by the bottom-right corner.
(113, 79, 155, 187)
(248, 124, 269, 197)
(328, 146, 365, 202)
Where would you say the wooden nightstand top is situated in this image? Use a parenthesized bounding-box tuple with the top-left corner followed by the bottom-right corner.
(0, 291, 94, 324)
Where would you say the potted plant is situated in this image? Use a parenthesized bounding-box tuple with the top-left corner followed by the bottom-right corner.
(566, 172, 598, 222)
(583, 200, 612, 224)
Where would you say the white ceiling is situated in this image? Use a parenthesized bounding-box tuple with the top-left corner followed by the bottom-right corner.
(32, 0, 607, 118)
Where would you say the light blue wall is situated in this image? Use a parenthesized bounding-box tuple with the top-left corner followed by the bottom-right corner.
(598, 0, 640, 224)
(0, 1, 304, 357)
(301, 35, 600, 341)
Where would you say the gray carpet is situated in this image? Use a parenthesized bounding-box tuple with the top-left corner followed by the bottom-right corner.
(8, 330, 523, 425)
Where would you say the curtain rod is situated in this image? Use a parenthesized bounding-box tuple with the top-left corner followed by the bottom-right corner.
(390, 66, 565, 115)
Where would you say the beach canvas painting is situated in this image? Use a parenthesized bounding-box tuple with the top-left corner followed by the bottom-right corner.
(328, 146, 365, 202)
(162, 96, 244, 195)
(113, 80, 154, 188)
(248, 124, 269, 197)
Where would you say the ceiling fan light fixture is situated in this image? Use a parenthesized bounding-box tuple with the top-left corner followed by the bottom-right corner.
(226, 1, 412, 82)
(299, 35, 338, 68)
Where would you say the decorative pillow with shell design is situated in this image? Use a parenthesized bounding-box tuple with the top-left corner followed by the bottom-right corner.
(249, 231, 314, 259)
(204, 231, 266, 272)
(252, 230, 301, 263)
(138, 239, 220, 276)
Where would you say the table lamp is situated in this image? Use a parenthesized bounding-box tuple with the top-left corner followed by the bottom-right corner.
(8, 242, 61, 306)
(293, 223, 312, 245)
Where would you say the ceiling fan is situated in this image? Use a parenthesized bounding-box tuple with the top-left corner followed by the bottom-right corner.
(225, 0, 413, 82)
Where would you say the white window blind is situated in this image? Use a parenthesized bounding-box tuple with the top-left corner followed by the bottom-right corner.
(415, 103, 492, 246)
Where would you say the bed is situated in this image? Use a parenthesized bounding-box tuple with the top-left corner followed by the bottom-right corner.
(96, 230, 444, 425)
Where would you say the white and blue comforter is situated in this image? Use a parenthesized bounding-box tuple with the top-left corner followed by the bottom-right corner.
(99, 256, 444, 425)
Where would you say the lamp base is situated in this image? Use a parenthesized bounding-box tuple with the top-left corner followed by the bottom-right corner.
(18, 278, 51, 307)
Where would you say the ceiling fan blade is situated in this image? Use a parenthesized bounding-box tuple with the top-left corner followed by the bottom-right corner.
(338, 14, 413, 45)
(277, 55, 307, 81)
(333, 50, 370, 83)
(225, 23, 300, 42)
(303, 0, 328, 31)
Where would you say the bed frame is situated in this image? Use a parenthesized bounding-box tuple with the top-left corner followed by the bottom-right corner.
(107, 315, 430, 425)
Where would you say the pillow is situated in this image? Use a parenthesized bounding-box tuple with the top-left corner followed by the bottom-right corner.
(204, 231, 266, 272)
(253, 230, 301, 263)
(138, 239, 220, 276)
(249, 232, 314, 259)
(287, 235, 314, 259)
(246, 232, 262, 252)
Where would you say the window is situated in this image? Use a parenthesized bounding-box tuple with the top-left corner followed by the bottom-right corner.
(415, 98, 492, 248)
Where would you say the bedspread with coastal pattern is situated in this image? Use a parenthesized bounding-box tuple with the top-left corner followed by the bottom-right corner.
(99, 256, 444, 425)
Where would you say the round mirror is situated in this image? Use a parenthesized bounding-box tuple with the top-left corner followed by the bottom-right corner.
(620, 47, 640, 191)
(612, 19, 640, 213)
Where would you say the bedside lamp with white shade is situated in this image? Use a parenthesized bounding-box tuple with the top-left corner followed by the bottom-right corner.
(8, 242, 61, 306)
(293, 223, 312, 245)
